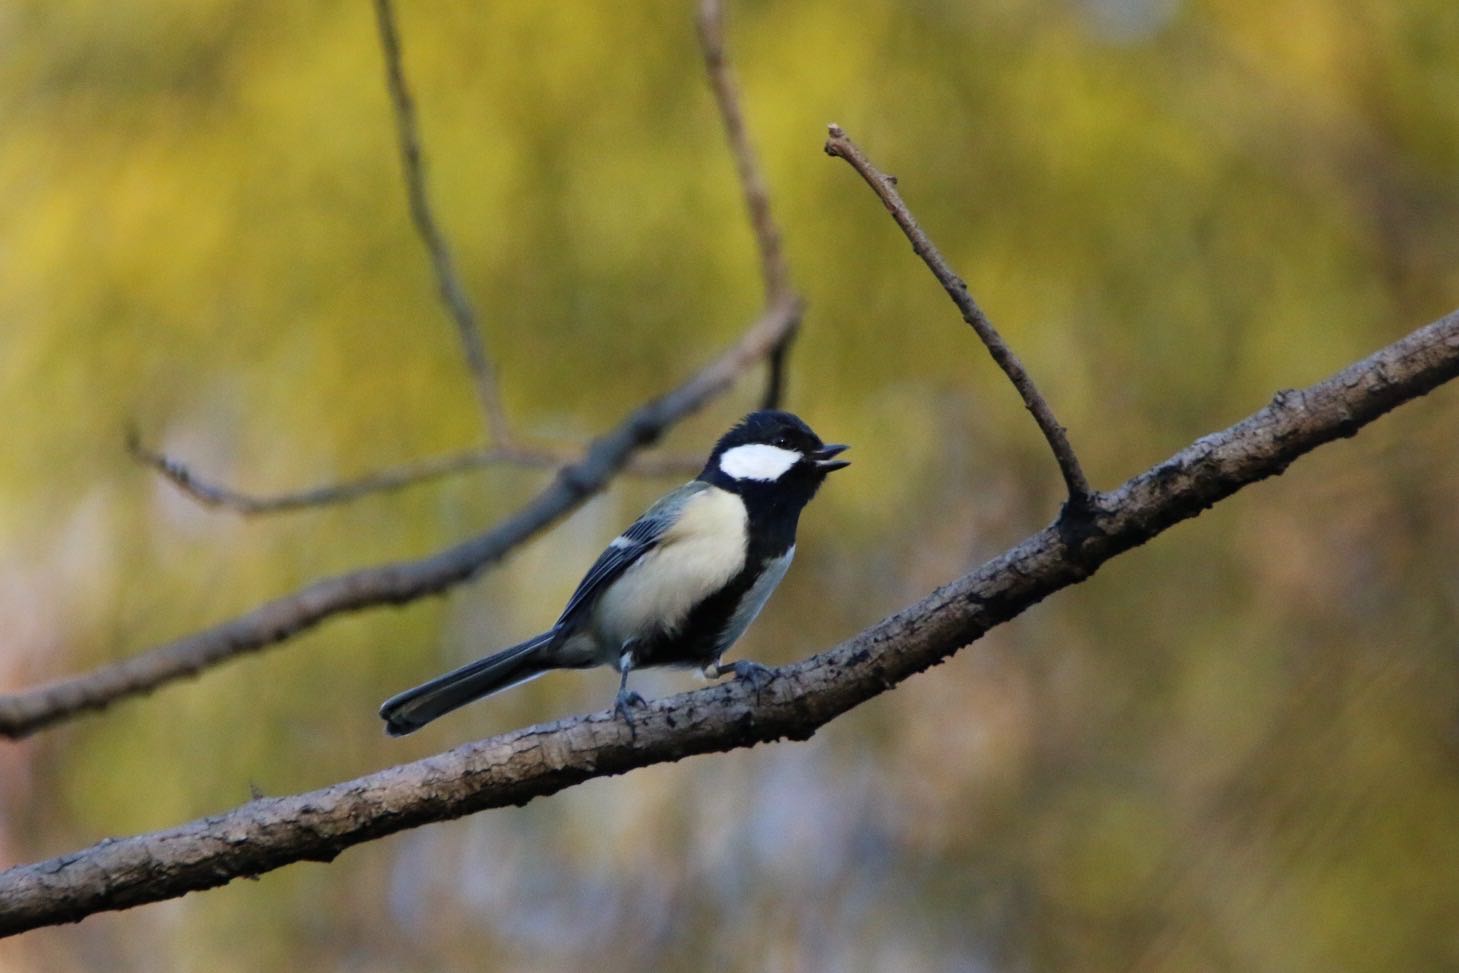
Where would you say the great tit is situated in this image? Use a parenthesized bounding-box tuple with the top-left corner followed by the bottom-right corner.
(379, 409, 849, 736)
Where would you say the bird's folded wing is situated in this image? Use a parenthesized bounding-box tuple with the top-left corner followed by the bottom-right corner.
(553, 480, 707, 628)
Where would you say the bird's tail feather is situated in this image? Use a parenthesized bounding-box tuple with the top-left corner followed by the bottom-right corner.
(379, 632, 556, 736)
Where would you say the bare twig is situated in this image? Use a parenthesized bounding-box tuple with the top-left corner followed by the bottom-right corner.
(123, 0, 798, 518)
(758, 335, 794, 411)
(372, 0, 509, 443)
(126, 436, 702, 516)
(824, 124, 1093, 503)
(4, 308, 1456, 935)
(698, 0, 790, 299)
(0, 299, 800, 739)
(697, 0, 800, 409)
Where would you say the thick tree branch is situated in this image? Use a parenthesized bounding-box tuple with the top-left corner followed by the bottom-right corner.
(3, 308, 1455, 937)
(0, 299, 800, 740)
(824, 124, 1094, 503)
(126, 436, 702, 516)
(697, 0, 801, 410)
(372, 0, 509, 443)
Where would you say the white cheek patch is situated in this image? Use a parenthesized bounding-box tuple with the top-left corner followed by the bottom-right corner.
(718, 443, 801, 482)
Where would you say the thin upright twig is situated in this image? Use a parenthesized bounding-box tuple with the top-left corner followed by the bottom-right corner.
(372, 0, 510, 444)
(824, 124, 1094, 503)
(697, 0, 800, 410)
(127, 436, 702, 516)
(4, 307, 1456, 934)
(697, 0, 790, 299)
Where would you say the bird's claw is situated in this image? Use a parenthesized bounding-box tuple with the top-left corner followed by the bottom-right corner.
(711, 660, 777, 701)
(614, 689, 647, 736)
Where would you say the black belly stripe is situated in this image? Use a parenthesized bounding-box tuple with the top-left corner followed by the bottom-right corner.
(633, 484, 802, 669)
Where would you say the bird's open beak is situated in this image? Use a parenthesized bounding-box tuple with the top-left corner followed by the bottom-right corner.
(813, 443, 851, 472)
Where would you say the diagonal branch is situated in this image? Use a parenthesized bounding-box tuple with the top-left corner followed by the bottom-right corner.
(126, 436, 702, 516)
(824, 124, 1093, 503)
(697, 0, 801, 410)
(371, 0, 509, 443)
(0, 298, 799, 740)
(2, 308, 1456, 936)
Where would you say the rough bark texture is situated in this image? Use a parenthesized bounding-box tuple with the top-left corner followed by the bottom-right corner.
(2, 307, 1455, 937)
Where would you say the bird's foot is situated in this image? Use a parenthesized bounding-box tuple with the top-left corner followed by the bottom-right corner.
(614, 688, 647, 737)
(708, 659, 777, 701)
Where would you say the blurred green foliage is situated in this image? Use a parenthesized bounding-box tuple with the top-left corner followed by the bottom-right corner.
(3, 0, 1458, 970)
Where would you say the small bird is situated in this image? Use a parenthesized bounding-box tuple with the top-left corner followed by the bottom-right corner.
(379, 410, 849, 736)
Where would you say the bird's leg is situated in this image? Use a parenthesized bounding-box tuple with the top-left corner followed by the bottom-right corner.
(614, 643, 647, 733)
(704, 658, 777, 701)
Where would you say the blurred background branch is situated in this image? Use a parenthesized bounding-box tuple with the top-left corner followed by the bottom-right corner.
(370, 0, 508, 445)
(4, 305, 1455, 936)
(697, 0, 800, 409)
(128, 0, 797, 517)
(125, 434, 701, 516)
(0, 299, 798, 739)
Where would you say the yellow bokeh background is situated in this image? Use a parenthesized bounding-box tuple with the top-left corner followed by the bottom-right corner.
(3, 1, 1458, 970)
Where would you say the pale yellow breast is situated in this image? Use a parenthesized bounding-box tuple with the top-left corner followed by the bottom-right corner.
(592, 487, 748, 648)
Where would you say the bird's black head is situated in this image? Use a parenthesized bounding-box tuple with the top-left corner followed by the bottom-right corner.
(700, 410, 849, 505)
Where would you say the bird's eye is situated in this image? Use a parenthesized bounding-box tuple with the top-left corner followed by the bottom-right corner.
(774, 435, 790, 448)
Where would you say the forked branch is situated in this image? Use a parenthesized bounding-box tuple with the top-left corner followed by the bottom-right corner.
(4, 308, 1455, 935)
(133, 0, 799, 516)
